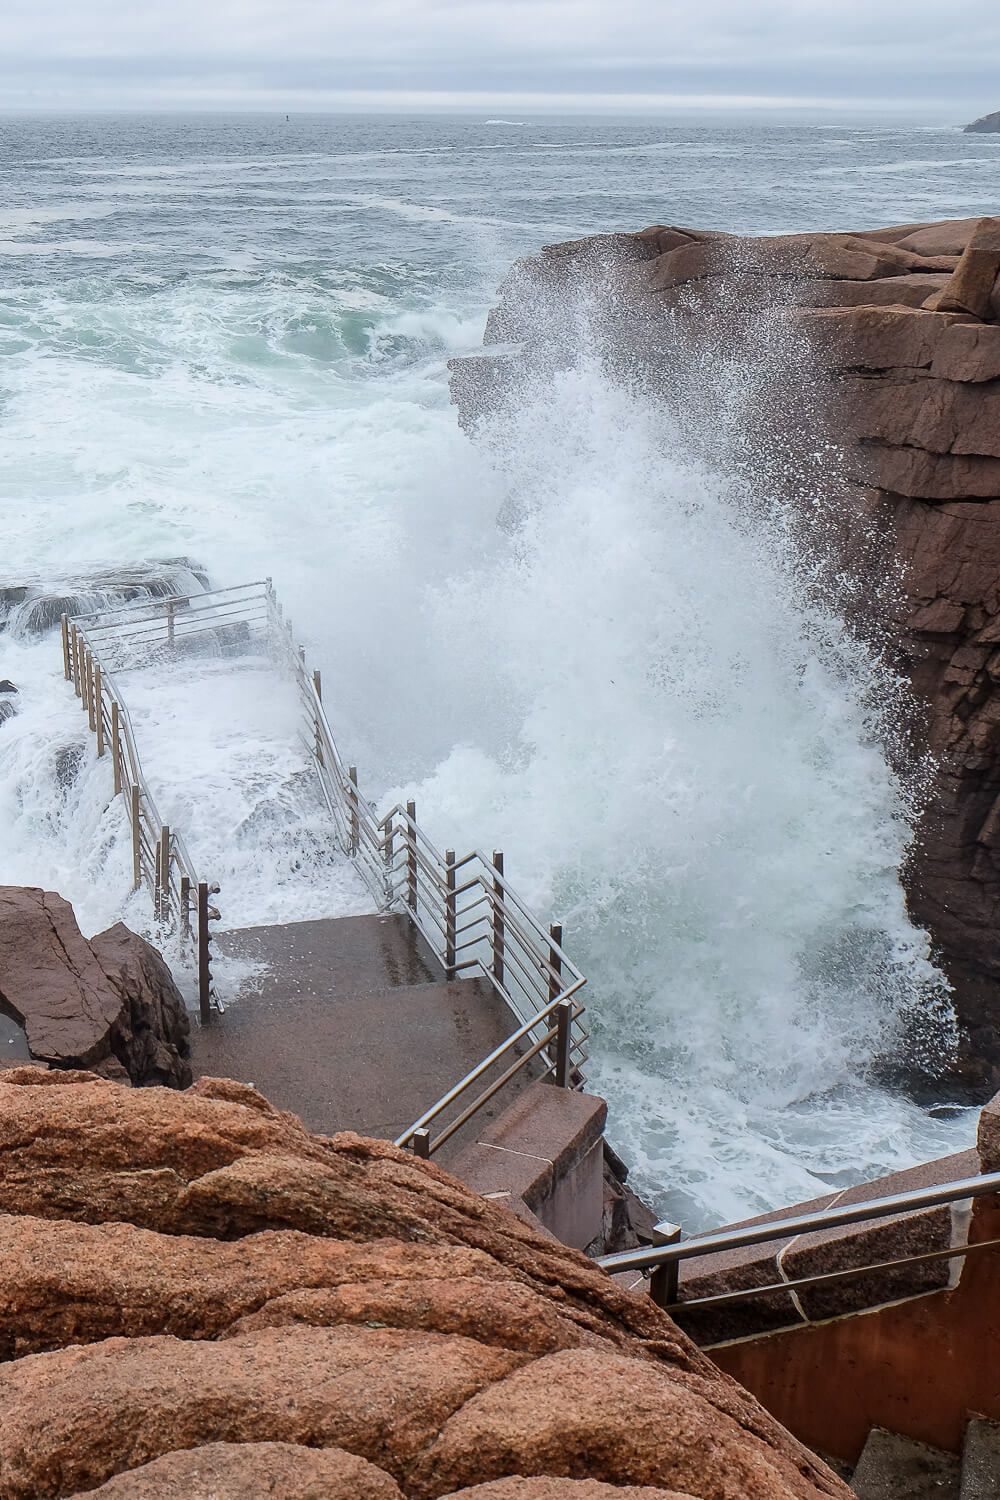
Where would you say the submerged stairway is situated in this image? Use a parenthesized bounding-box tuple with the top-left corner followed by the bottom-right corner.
(60, 579, 589, 1163)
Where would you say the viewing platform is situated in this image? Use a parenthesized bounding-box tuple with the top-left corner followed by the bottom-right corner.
(59, 579, 605, 1248)
(190, 911, 530, 1159)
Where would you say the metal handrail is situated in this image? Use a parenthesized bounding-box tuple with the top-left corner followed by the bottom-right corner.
(394, 992, 580, 1154)
(264, 581, 589, 1145)
(61, 607, 224, 1022)
(58, 578, 589, 1155)
(596, 1168, 1000, 1312)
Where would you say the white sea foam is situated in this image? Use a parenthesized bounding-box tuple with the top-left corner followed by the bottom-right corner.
(0, 120, 987, 1228)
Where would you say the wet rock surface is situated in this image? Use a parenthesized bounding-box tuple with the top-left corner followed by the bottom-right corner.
(450, 215, 1000, 1090)
(0, 1068, 848, 1500)
(0, 888, 190, 1085)
(0, 559, 210, 636)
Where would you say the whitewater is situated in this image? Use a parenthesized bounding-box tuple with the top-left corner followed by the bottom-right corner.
(3, 112, 1000, 1227)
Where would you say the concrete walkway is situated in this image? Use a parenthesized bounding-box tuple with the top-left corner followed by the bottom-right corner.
(190, 912, 527, 1158)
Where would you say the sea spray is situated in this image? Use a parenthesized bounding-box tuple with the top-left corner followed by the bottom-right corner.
(0, 116, 988, 1226)
(387, 270, 965, 1226)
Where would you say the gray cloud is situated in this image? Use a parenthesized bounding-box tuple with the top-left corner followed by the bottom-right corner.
(1, 0, 998, 112)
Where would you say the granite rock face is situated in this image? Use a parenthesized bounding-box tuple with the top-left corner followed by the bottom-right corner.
(0, 1068, 848, 1500)
(0, 888, 190, 1086)
(0, 559, 210, 636)
(450, 214, 1000, 1089)
(965, 111, 1000, 134)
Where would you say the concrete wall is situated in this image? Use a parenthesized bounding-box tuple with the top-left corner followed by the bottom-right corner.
(452, 1080, 607, 1250)
(706, 1095, 1000, 1464)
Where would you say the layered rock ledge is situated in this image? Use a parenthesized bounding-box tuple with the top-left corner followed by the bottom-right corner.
(0, 887, 190, 1086)
(0, 1067, 847, 1499)
(450, 214, 1000, 1088)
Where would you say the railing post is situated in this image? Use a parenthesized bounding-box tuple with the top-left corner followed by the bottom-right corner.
(445, 850, 456, 977)
(411, 1128, 431, 1159)
(111, 700, 122, 795)
(180, 875, 191, 940)
(71, 625, 81, 697)
(548, 922, 563, 1003)
(130, 784, 141, 891)
(84, 649, 95, 729)
(94, 665, 105, 757)
(197, 881, 212, 1024)
(166, 600, 175, 647)
(159, 824, 171, 922)
(492, 851, 505, 987)
(313, 671, 324, 766)
(383, 816, 395, 882)
(649, 1223, 682, 1309)
(554, 997, 573, 1087)
(60, 614, 71, 680)
(406, 800, 417, 911)
(348, 766, 360, 855)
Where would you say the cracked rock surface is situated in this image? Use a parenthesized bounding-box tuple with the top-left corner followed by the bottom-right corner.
(0, 1068, 848, 1500)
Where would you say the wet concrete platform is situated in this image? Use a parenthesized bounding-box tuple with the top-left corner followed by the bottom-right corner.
(190, 912, 527, 1155)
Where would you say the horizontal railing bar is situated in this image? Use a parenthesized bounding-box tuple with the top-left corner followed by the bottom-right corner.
(450, 853, 584, 971)
(666, 1235, 1000, 1314)
(378, 805, 451, 873)
(454, 890, 491, 918)
(484, 935, 552, 1008)
(70, 581, 271, 624)
(85, 601, 271, 637)
(452, 930, 491, 954)
(91, 614, 270, 651)
(428, 1027, 559, 1153)
(597, 1170, 1000, 1277)
(470, 887, 583, 985)
(395, 993, 578, 1146)
(388, 842, 448, 894)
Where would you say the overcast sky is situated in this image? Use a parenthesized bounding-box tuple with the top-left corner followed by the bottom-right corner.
(1, 0, 999, 115)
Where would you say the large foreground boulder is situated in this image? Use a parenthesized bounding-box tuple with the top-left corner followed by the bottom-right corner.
(0, 1068, 848, 1500)
(0, 888, 190, 1086)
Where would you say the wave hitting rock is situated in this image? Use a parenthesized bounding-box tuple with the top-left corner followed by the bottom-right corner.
(450, 214, 1000, 1093)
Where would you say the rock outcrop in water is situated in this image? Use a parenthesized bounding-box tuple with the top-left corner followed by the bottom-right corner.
(0, 1066, 847, 1499)
(0, 887, 191, 1086)
(965, 111, 1000, 134)
(449, 215, 1000, 1089)
(0, 559, 210, 636)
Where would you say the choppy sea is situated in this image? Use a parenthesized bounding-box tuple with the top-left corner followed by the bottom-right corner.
(3, 112, 999, 1226)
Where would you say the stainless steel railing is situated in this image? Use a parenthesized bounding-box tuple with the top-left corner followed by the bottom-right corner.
(61, 579, 588, 1148)
(596, 1169, 1000, 1314)
(60, 604, 225, 1021)
(262, 582, 589, 1150)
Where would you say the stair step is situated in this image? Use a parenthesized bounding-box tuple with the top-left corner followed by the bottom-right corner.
(960, 1419, 1000, 1500)
(852, 1428, 961, 1499)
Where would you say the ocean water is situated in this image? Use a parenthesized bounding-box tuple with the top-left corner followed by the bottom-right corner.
(2, 112, 998, 1226)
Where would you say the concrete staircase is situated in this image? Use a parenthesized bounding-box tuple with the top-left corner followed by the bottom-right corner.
(850, 1420, 1000, 1498)
(189, 911, 537, 1164)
